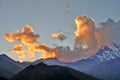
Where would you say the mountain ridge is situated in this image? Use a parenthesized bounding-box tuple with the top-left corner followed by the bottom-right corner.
(92, 45, 120, 61)
(0, 44, 120, 80)
(11, 62, 99, 80)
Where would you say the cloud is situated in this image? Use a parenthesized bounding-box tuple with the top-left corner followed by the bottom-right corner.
(52, 32, 66, 41)
(10, 44, 26, 62)
(4, 16, 120, 62)
(28, 43, 57, 59)
(74, 16, 99, 50)
(56, 17, 120, 62)
(64, 4, 71, 16)
(56, 46, 87, 62)
(99, 18, 120, 45)
(4, 25, 57, 62)
(4, 25, 39, 46)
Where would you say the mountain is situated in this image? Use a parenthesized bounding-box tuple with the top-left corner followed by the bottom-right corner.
(11, 62, 99, 80)
(60, 45, 120, 80)
(0, 44, 120, 80)
(67, 45, 120, 71)
(0, 76, 8, 80)
(92, 45, 120, 61)
(87, 58, 120, 80)
(0, 54, 25, 79)
(22, 45, 120, 73)
(32, 58, 65, 66)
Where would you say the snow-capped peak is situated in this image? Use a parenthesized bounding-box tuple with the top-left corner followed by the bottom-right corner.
(93, 45, 120, 61)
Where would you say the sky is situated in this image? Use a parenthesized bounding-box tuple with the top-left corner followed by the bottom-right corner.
(0, 0, 120, 61)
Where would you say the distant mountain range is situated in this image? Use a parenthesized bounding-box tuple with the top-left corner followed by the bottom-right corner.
(0, 44, 120, 80)
(0, 54, 24, 79)
(66, 44, 120, 80)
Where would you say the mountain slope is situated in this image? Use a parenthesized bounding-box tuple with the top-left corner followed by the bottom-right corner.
(87, 58, 120, 80)
(1, 44, 120, 80)
(67, 45, 120, 71)
(0, 76, 8, 80)
(63, 45, 120, 80)
(93, 45, 120, 61)
(11, 63, 99, 80)
(0, 54, 24, 79)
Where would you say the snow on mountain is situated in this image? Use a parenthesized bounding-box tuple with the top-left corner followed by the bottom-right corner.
(25, 44, 120, 73)
(63, 44, 120, 72)
(0, 43, 120, 79)
(86, 44, 120, 80)
(67, 44, 120, 80)
(92, 45, 120, 61)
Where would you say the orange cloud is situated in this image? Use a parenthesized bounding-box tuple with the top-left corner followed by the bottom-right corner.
(10, 44, 25, 62)
(4, 25, 57, 62)
(52, 32, 66, 41)
(74, 16, 98, 50)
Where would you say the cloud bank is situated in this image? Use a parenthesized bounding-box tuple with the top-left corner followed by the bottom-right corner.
(4, 16, 120, 62)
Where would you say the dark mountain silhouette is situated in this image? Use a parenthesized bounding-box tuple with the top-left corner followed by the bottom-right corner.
(11, 62, 99, 80)
(0, 76, 8, 80)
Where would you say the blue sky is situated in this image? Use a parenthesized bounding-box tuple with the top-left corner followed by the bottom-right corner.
(0, 0, 120, 61)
